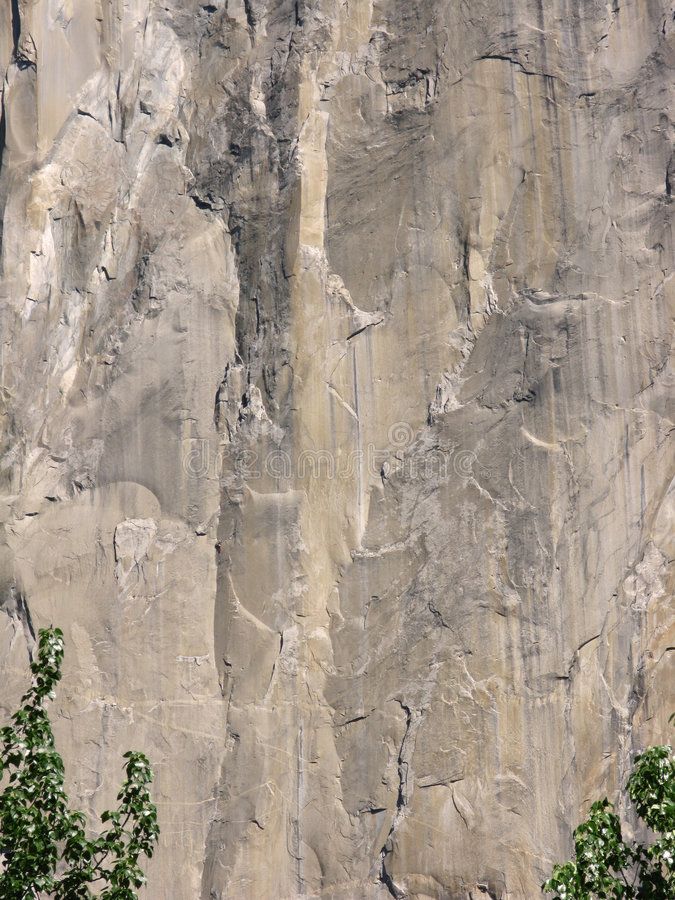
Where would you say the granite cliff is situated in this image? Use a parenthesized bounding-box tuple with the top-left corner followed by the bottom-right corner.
(0, 1, 673, 897)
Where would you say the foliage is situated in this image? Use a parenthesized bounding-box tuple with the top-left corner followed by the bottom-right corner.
(0, 627, 159, 898)
(543, 739, 674, 899)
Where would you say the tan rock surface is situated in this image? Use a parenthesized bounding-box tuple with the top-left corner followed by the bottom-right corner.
(0, 1, 673, 897)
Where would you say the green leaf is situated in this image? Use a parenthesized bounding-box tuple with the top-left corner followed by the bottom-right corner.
(543, 740, 674, 899)
(0, 625, 160, 898)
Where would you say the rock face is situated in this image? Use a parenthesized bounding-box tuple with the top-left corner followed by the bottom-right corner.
(0, 1, 673, 897)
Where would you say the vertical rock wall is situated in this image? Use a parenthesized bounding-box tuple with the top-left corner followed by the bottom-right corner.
(0, 1, 673, 897)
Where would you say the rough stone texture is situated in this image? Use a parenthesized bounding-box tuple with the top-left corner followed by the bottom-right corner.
(0, 1, 673, 897)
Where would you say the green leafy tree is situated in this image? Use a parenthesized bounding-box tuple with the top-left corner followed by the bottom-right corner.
(543, 738, 674, 899)
(0, 627, 159, 898)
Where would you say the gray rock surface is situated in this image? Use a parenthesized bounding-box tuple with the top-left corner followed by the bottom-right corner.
(0, 1, 673, 897)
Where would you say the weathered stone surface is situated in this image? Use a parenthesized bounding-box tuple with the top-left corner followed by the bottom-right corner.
(0, 1, 673, 897)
